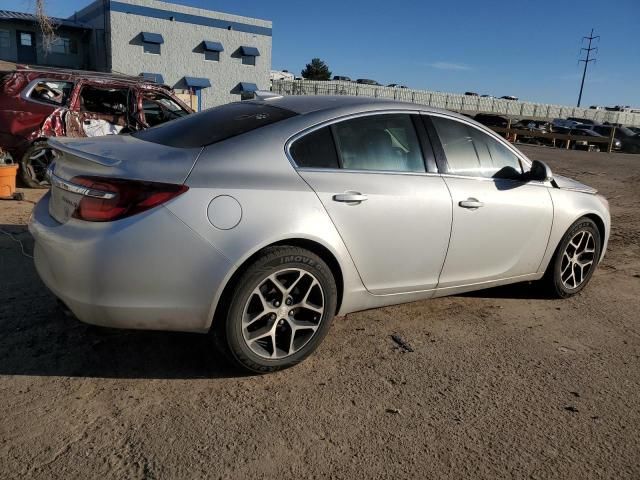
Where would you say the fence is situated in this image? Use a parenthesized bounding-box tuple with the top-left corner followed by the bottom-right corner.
(271, 80, 640, 127)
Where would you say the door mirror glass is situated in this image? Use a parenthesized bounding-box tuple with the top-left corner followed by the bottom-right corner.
(528, 160, 553, 182)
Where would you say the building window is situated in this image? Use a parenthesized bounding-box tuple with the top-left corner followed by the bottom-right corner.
(0, 30, 9, 48)
(239, 46, 260, 66)
(20, 32, 33, 46)
(205, 50, 220, 62)
(51, 37, 78, 55)
(143, 42, 161, 55)
(141, 32, 164, 55)
(237, 82, 258, 100)
(202, 41, 223, 62)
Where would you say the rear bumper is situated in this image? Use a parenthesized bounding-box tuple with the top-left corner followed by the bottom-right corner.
(29, 192, 233, 332)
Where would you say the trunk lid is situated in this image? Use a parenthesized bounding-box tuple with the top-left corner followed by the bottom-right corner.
(47, 134, 201, 223)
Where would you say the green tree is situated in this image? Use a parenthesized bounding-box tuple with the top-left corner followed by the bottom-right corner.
(301, 58, 332, 81)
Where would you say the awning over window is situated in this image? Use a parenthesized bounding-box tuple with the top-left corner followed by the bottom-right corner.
(240, 46, 260, 57)
(141, 32, 164, 44)
(140, 72, 164, 83)
(239, 82, 258, 92)
(203, 41, 224, 52)
(184, 76, 211, 88)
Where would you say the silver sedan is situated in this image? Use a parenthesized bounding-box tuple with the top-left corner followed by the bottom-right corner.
(29, 96, 610, 372)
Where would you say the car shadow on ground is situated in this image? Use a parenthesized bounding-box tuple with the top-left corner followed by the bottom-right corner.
(0, 224, 243, 380)
(0, 223, 553, 379)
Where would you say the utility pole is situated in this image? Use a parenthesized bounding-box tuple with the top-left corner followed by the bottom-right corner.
(577, 29, 599, 107)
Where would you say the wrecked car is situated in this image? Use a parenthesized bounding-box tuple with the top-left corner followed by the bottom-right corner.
(0, 63, 193, 188)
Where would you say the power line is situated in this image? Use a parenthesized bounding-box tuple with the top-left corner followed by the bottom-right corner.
(577, 28, 599, 108)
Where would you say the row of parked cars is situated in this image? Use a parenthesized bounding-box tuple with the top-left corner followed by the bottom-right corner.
(332, 76, 408, 88)
(473, 113, 640, 153)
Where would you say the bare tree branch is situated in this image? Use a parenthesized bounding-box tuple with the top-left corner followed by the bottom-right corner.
(35, 0, 57, 53)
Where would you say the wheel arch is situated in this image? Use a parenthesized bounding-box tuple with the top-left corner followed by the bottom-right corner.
(542, 210, 608, 275)
(209, 238, 345, 333)
(583, 212, 606, 248)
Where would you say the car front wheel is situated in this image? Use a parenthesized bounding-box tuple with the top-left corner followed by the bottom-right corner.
(544, 217, 601, 298)
(215, 246, 337, 373)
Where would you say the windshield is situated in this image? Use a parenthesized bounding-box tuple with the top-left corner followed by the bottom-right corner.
(133, 102, 298, 148)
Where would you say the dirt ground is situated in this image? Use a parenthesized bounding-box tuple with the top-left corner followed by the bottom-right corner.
(1, 145, 639, 479)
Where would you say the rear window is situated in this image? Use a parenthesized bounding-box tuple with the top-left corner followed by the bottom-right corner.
(133, 102, 298, 148)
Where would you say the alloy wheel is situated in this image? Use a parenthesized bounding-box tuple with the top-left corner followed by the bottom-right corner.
(560, 230, 596, 289)
(26, 147, 54, 186)
(241, 268, 325, 359)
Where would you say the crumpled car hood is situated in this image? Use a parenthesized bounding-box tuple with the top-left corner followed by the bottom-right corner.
(553, 174, 598, 194)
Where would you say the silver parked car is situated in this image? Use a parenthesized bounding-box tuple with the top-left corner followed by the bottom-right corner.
(29, 96, 610, 372)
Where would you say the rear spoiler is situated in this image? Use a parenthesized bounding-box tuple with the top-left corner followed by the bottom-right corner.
(48, 138, 122, 167)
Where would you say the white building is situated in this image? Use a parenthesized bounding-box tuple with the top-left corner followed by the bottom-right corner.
(68, 0, 272, 109)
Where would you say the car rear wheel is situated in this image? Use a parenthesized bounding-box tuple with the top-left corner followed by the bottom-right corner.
(215, 246, 337, 373)
(544, 218, 601, 298)
(20, 140, 53, 188)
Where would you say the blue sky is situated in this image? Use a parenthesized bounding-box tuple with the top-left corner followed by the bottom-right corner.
(4, 0, 639, 106)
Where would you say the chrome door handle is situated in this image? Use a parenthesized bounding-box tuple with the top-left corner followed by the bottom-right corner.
(333, 192, 368, 203)
(459, 198, 484, 209)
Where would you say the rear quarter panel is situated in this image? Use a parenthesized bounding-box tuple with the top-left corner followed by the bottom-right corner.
(165, 126, 367, 324)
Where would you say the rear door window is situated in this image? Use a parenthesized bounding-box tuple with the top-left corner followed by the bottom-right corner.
(134, 102, 298, 148)
(79, 86, 128, 115)
(332, 114, 425, 172)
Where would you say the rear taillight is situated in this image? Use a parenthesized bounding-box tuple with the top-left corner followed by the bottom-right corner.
(70, 176, 188, 222)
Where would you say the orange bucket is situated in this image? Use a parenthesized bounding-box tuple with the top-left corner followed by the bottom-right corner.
(0, 163, 19, 198)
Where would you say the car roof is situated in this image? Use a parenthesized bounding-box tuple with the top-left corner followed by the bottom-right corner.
(1, 62, 168, 88)
(249, 95, 470, 121)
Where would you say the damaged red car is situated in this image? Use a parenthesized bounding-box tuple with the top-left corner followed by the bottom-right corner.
(0, 63, 193, 188)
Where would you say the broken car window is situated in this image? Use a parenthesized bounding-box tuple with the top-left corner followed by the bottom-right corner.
(141, 91, 190, 127)
(79, 86, 128, 115)
(29, 81, 74, 106)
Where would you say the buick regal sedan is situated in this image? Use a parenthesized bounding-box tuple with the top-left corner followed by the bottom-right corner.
(29, 96, 610, 373)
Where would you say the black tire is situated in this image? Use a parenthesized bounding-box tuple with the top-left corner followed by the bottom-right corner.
(543, 217, 602, 298)
(214, 246, 337, 373)
(20, 140, 53, 189)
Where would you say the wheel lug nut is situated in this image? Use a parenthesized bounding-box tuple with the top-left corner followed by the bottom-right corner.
(273, 301, 280, 307)
(285, 297, 293, 306)
(270, 313, 276, 320)
(289, 310, 294, 316)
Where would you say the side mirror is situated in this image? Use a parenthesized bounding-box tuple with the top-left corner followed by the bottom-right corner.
(529, 159, 553, 182)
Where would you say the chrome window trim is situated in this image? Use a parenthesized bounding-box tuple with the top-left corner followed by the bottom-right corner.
(49, 170, 117, 199)
(20, 78, 75, 108)
(294, 167, 550, 188)
(284, 108, 548, 188)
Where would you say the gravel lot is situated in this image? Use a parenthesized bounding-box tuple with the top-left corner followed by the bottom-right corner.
(1, 145, 639, 479)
